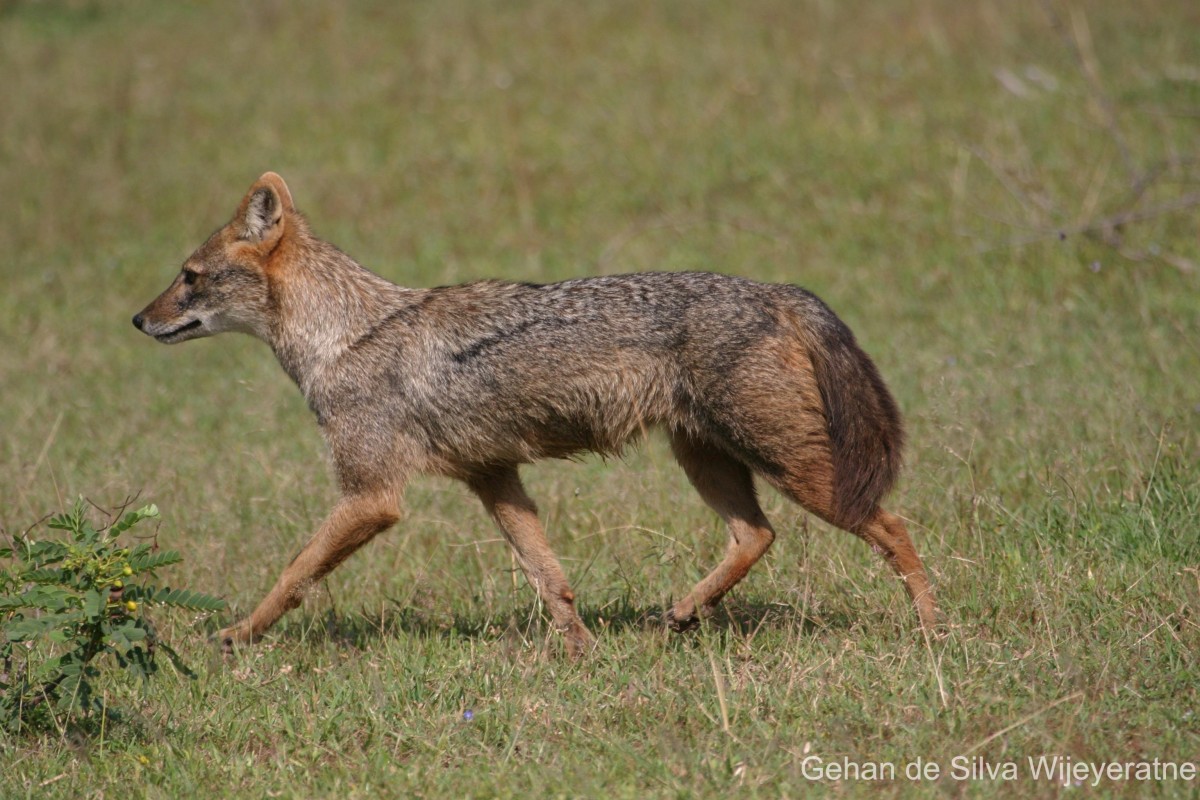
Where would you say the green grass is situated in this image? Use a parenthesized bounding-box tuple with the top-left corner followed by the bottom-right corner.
(2, 0, 1198, 797)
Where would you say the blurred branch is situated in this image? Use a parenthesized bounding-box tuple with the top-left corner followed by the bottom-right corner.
(1039, 0, 1136, 182)
(1121, 156, 1200, 208)
(968, 1, 1200, 273)
(981, 193, 1200, 273)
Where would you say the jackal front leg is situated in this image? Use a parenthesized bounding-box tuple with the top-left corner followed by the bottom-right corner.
(217, 491, 401, 653)
(468, 467, 595, 658)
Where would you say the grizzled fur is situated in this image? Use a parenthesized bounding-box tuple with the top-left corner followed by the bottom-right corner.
(134, 173, 937, 656)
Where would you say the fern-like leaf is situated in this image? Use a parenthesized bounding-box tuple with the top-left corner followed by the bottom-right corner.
(138, 586, 226, 612)
(127, 550, 184, 572)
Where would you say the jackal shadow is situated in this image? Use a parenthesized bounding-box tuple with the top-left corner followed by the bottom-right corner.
(218, 597, 853, 651)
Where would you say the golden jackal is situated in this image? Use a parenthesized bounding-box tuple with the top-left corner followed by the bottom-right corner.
(134, 172, 938, 655)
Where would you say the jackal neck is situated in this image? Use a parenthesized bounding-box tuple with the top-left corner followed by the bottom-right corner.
(264, 240, 416, 405)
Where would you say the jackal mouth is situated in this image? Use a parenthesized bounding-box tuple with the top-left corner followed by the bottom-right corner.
(154, 318, 203, 342)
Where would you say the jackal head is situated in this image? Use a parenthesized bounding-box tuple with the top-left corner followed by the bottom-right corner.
(133, 172, 294, 344)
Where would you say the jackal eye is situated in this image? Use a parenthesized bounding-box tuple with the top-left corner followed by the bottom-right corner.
(182, 268, 199, 286)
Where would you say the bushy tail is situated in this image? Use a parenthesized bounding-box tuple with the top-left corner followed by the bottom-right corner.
(807, 318, 904, 531)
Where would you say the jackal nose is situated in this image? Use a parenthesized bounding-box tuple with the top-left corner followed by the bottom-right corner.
(132, 313, 145, 331)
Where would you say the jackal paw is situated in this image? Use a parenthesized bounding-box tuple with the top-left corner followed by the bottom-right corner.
(664, 607, 701, 634)
(920, 614, 951, 641)
(560, 622, 597, 660)
(214, 621, 255, 655)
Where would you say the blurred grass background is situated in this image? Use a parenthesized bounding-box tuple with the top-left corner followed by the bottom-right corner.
(1, 1, 1198, 797)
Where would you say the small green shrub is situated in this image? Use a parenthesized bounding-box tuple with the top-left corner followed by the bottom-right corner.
(0, 499, 224, 734)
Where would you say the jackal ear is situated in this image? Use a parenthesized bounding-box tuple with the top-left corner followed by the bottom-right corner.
(237, 172, 294, 245)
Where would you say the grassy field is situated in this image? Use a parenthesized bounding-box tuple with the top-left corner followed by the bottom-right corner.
(2, 0, 1198, 796)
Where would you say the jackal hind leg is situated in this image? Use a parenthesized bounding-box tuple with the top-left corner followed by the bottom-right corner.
(217, 491, 401, 653)
(767, 461, 939, 633)
(467, 466, 594, 658)
(855, 508, 939, 632)
(666, 433, 777, 632)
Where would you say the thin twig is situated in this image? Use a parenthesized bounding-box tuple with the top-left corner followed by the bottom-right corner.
(1121, 155, 1200, 209)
